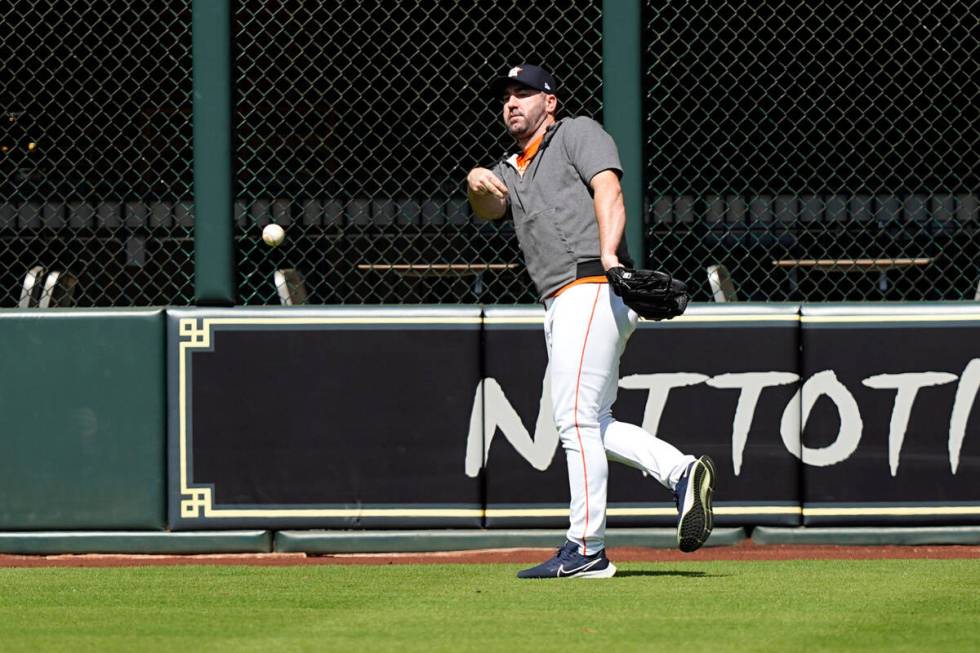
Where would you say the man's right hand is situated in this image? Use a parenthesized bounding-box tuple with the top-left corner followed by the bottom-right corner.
(466, 168, 509, 220)
(467, 168, 509, 198)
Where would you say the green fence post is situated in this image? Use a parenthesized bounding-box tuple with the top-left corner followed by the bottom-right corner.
(192, 0, 236, 305)
(602, 0, 645, 268)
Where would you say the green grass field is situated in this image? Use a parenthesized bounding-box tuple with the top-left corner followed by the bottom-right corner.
(1, 559, 977, 652)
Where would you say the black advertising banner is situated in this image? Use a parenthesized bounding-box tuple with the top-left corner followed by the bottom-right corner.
(167, 304, 980, 531)
(167, 308, 483, 529)
(481, 305, 802, 527)
(800, 305, 980, 525)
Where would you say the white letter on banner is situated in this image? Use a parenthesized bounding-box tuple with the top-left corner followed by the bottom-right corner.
(949, 359, 980, 474)
(619, 373, 710, 436)
(706, 372, 800, 475)
(862, 372, 958, 476)
(781, 370, 862, 467)
(464, 366, 558, 477)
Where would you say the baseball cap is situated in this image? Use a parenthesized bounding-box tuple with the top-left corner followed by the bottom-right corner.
(490, 64, 557, 95)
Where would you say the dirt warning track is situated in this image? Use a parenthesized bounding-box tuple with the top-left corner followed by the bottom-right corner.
(1, 540, 978, 567)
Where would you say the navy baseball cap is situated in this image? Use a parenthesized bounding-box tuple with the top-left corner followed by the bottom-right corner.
(490, 64, 558, 95)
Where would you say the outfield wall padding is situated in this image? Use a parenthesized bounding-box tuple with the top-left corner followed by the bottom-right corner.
(480, 304, 802, 528)
(166, 303, 980, 530)
(0, 531, 272, 554)
(3, 303, 978, 538)
(752, 526, 980, 546)
(799, 304, 980, 525)
(0, 309, 166, 530)
(167, 307, 484, 530)
(274, 527, 748, 553)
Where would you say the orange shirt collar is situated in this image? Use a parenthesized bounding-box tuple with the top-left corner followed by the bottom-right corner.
(516, 133, 545, 172)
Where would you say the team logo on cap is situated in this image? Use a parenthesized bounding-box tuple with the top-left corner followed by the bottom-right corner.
(508, 66, 522, 78)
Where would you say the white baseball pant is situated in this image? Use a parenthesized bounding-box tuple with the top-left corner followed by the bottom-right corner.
(544, 282, 695, 555)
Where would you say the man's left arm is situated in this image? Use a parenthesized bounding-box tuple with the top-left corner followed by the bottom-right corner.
(590, 169, 626, 271)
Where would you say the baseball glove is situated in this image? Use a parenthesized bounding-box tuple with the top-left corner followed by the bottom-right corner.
(606, 266, 689, 321)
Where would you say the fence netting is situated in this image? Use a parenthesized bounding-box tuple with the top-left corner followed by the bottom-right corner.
(2, 1, 975, 307)
(1, 0, 195, 307)
(645, 0, 978, 302)
(233, 1, 603, 304)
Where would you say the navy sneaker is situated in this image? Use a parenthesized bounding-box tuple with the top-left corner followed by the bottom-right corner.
(674, 455, 716, 553)
(517, 540, 617, 579)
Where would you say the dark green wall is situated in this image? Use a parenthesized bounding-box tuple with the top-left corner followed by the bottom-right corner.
(0, 305, 978, 534)
(0, 309, 165, 529)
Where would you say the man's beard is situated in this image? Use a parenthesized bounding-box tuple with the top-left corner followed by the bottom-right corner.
(507, 114, 532, 139)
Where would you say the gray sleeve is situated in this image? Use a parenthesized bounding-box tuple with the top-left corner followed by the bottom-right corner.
(562, 117, 623, 184)
(490, 160, 506, 180)
(488, 161, 513, 219)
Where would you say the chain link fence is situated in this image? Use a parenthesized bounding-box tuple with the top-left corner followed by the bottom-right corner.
(645, 0, 978, 302)
(233, 1, 603, 305)
(3, 1, 976, 307)
(1, 0, 195, 307)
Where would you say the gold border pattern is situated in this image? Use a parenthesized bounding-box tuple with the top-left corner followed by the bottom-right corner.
(175, 314, 980, 520)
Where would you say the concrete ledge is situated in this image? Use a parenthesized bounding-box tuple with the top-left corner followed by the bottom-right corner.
(275, 527, 747, 553)
(752, 526, 980, 546)
(0, 531, 273, 555)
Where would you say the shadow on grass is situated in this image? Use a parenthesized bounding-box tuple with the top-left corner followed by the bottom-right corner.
(615, 570, 722, 578)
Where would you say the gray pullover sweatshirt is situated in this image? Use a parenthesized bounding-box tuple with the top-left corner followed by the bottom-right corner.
(491, 116, 632, 300)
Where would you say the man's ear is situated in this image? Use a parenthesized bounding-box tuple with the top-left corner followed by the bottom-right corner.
(545, 94, 558, 114)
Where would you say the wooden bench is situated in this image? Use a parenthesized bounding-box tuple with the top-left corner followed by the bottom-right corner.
(771, 257, 936, 294)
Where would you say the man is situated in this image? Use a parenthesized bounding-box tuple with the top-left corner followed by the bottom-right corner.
(467, 64, 715, 579)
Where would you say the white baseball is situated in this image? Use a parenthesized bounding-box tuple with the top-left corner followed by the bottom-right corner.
(262, 223, 285, 247)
